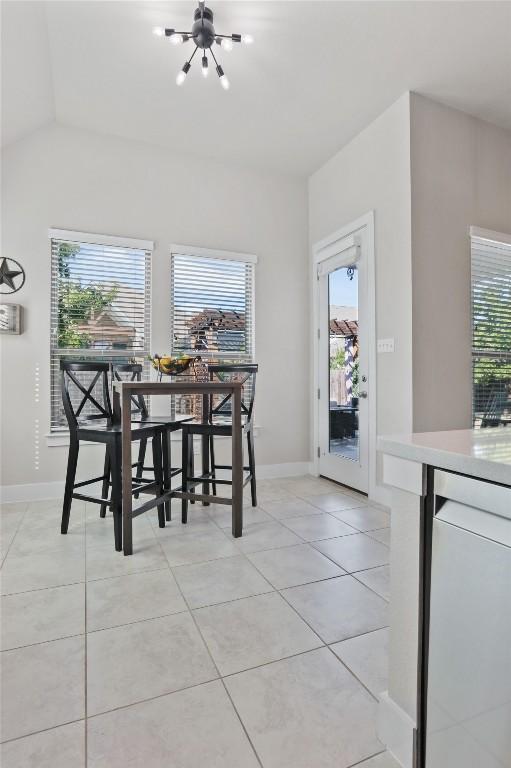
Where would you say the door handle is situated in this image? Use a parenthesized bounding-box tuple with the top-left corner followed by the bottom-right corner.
(359, 391, 368, 399)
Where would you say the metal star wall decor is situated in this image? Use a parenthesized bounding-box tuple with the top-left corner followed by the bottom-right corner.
(0, 257, 26, 294)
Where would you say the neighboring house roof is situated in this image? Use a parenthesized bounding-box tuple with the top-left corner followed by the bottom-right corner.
(330, 319, 358, 336)
(188, 309, 245, 333)
(74, 308, 136, 340)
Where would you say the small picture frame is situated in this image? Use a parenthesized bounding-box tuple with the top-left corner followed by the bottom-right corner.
(0, 303, 22, 334)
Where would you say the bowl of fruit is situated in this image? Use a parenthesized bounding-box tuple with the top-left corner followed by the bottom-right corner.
(148, 354, 196, 378)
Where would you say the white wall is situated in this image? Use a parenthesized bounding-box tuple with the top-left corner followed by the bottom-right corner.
(410, 94, 511, 432)
(309, 93, 413, 496)
(0, 123, 309, 493)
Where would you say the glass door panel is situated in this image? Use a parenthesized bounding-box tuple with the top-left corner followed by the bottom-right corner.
(328, 266, 359, 461)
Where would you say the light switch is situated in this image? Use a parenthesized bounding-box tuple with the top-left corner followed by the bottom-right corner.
(377, 338, 395, 353)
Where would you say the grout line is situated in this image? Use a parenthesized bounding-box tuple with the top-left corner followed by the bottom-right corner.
(0, 717, 86, 747)
(351, 571, 390, 603)
(346, 749, 388, 767)
(220, 644, 326, 682)
(0, 503, 30, 568)
(2, 481, 387, 761)
(325, 643, 381, 705)
(151, 515, 266, 768)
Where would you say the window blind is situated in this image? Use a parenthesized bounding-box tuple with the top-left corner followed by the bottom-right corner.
(471, 235, 511, 428)
(50, 234, 151, 431)
(170, 252, 255, 361)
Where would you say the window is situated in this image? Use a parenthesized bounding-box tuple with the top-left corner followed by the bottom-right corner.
(471, 228, 511, 428)
(49, 229, 152, 431)
(170, 247, 256, 361)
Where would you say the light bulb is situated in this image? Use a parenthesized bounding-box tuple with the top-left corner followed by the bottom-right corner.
(170, 33, 184, 45)
(202, 56, 209, 78)
(152, 26, 165, 37)
(176, 70, 186, 86)
(221, 38, 233, 52)
(220, 74, 230, 90)
(241, 34, 254, 44)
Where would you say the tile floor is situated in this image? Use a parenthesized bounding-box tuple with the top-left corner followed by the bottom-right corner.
(0, 475, 399, 767)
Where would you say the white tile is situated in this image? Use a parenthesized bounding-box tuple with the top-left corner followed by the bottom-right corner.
(19, 502, 85, 535)
(194, 592, 322, 676)
(314, 533, 389, 572)
(153, 515, 220, 538)
(304, 492, 367, 512)
(248, 543, 345, 589)
(9, 526, 85, 556)
(465, 703, 511, 768)
(279, 477, 341, 497)
(87, 680, 259, 768)
(86, 536, 168, 581)
(354, 566, 391, 602)
(87, 612, 217, 715)
(86, 569, 186, 631)
(86, 515, 153, 548)
(207, 504, 273, 528)
(232, 521, 303, 554)
(0, 721, 85, 768)
(356, 752, 401, 768)
(366, 527, 391, 546)
(330, 506, 390, 532)
(160, 529, 240, 567)
(282, 513, 357, 542)
(426, 723, 504, 768)
(261, 498, 324, 520)
(282, 576, 387, 644)
(1, 583, 85, 650)
(225, 647, 382, 768)
(331, 627, 389, 697)
(173, 555, 272, 609)
(1, 542, 85, 595)
(0, 635, 85, 741)
(0, 505, 26, 558)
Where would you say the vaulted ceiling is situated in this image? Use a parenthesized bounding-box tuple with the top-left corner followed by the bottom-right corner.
(2, 1, 511, 176)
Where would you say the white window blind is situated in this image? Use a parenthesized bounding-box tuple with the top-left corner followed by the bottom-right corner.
(50, 231, 152, 431)
(170, 250, 255, 361)
(471, 233, 511, 428)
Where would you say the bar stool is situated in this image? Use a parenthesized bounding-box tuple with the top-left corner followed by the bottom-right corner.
(180, 363, 258, 523)
(60, 361, 166, 550)
(110, 362, 192, 521)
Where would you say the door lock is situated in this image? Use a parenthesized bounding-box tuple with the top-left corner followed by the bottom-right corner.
(359, 391, 368, 399)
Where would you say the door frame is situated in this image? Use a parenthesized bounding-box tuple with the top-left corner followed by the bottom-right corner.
(311, 211, 376, 499)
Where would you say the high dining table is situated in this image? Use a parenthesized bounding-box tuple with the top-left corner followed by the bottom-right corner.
(112, 379, 245, 555)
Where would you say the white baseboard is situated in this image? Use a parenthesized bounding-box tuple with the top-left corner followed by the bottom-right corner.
(257, 461, 313, 479)
(0, 462, 313, 504)
(377, 691, 416, 768)
(0, 481, 65, 504)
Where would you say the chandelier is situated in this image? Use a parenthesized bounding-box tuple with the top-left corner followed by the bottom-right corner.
(153, 1, 253, 89)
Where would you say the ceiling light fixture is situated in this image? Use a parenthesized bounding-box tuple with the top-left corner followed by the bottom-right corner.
(153, 0, 253, 89)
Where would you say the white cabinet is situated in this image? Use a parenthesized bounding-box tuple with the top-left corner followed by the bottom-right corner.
(426, 475, 511, 768)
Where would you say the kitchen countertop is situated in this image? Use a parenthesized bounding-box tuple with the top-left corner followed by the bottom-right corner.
(378, 428, 511, 486)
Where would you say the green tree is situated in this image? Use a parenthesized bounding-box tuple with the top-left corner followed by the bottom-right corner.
(473, 281, 511, 384)
(57, 243, 118, 348)
(329, 347, 345, 370)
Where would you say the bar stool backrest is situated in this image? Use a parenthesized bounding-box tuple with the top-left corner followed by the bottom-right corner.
(61, 361, 113, 431)
(110, 363, 148, 419)
(208, 363, 258, 425)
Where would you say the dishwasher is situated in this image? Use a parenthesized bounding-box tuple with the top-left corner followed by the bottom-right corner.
(425, 470, 511, 768)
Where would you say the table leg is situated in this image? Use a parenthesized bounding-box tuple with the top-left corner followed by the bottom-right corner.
(231, 386, 243, 537)
(201, 393, 210, 505)
(121, 388, 133, 555)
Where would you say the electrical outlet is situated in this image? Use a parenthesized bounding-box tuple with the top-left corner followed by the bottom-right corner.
(377, 338, 395, 353)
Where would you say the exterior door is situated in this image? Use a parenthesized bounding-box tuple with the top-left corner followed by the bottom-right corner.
(317, 235, 369, 492)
